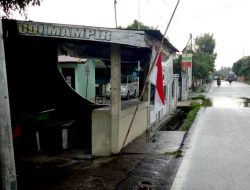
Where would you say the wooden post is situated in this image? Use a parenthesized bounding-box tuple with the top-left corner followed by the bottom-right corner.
(0, 19, 18, 190)
(111, 44, 121, 154)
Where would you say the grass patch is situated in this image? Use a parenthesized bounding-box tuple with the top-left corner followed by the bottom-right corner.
(192, 94, 206, 100)
(179, 96, 212, 132)
(192, 95, 212, 107)
(245, 79, 250, 85)
(179, 102, 201, 131)
(165, 149, 182, 158)
(202, 98, 212, 107)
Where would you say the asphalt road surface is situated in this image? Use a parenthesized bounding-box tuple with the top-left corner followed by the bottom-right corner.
(171, 81, 250, 190)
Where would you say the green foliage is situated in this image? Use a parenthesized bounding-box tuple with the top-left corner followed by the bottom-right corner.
(194, 33, 216, 55)
(173, 56, 181, 74)
(239, 62, 250, 76)
(232, 59, 243, 75)
(192, 95, 212, 107)
(180, 95, 212, 132)
(180, 102, 201, 131)
(244, 74, 250, 84)
(190, 33, 216, 79)
(233, 56, 250, 77)
(165, 150, 182, 158)
(190, 101, 201, 108)
(202, 98, 212, 107)
(216, 66, 232, 79)
(126, 19, 154, 30)
(192, 94, 206, 100)
(0, 0, 41, 16)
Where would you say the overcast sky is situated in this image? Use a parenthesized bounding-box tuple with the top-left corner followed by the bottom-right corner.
(6, 0, 250, 70)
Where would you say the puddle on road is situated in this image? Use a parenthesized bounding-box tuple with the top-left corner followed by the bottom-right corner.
(212, 97, 250, 108)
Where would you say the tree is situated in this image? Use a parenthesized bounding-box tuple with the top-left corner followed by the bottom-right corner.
(232, 58, 244, 75)
(126, 19, 154, 30)
(194, 33, 216, 55)
(0, 0, 41, 16)
(233, 56, 250, 81)
(216, 66, 232, 79)
(173, 55, 181, 74)
(191, 33, 217, 79)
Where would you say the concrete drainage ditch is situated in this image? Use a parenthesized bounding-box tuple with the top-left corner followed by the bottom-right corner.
(159, 109, 190, 132)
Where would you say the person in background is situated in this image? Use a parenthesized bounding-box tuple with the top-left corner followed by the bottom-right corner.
(217, 76, 221, 87)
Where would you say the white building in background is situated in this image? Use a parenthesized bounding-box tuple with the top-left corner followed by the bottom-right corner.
(92, 30, 179, 156)
(150, 52, 179, 125)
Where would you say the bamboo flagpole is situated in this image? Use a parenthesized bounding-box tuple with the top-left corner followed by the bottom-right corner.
(121, 0, 181, 150)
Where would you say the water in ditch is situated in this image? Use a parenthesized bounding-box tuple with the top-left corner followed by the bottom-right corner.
(211, 97, 250, 108)
(159, 109, 188, 131)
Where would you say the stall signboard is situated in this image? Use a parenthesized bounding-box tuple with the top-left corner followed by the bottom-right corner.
(17, 21, 148, 48)
(182, 54, 192, 68)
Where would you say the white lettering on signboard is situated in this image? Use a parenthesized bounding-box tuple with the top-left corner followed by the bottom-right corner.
(17, 22, 112, 42)
(71, 28, 84, 38)
(48, 26, 61, 36)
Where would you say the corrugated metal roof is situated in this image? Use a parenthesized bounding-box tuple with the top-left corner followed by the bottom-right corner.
(144, 30, 179, 52)
(3, 19, 177, 62)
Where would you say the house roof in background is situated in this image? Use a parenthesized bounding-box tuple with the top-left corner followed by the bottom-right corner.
(143, 30, 179, 52)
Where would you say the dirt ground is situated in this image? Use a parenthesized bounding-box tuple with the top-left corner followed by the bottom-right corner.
(16, 129, 185, 190)
(16, 152, 182, 190)
(15, 105, 190, 190)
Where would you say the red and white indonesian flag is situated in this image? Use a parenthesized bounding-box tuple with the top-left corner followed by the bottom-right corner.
(150, 52, 165, 111)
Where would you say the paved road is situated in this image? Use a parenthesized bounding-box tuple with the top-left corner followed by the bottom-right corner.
(208, 80, 250, 99)
(171, 81, 250, 190)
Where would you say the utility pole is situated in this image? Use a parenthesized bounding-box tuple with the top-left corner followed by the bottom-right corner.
(114, 0, 118, 28)
(138, 0, 140, 29)
(0, 18, 18, 190)
(190, 33, 192, 52)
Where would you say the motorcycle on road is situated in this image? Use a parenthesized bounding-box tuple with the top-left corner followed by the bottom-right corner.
(217, 78, 221, 87)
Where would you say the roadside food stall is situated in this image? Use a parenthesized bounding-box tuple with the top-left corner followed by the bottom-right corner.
(2, 19, 151, 155)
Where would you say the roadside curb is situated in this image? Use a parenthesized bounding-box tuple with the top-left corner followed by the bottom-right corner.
(170, 107, 206, 190)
